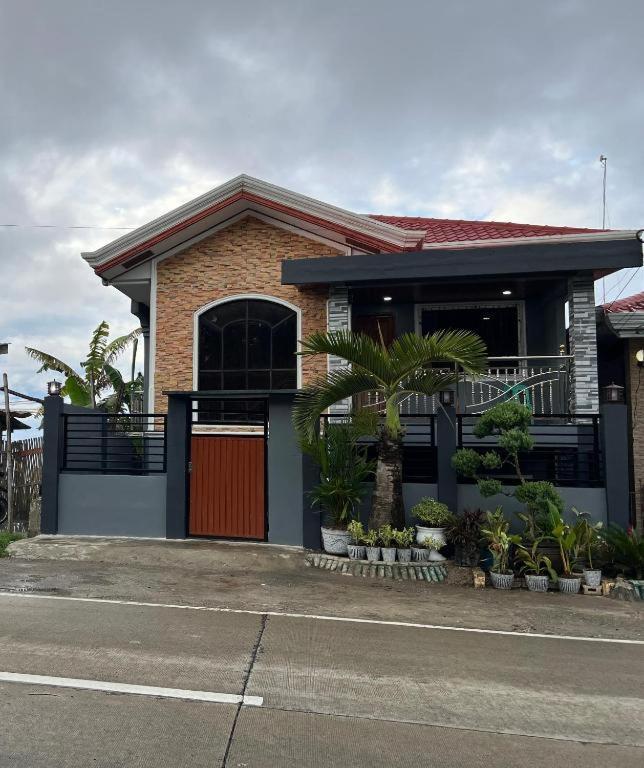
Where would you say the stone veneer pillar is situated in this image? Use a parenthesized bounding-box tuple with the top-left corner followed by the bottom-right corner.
(567, 275, 600, 414)
(327, 285, 352, 414)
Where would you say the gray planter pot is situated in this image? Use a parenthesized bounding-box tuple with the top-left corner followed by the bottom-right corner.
(525, 574, 549, 592)
(558, 576, 581, 594)
(320, 527, 350, 555)
(411, 546, 428, 562)
(347, 544, 366, 560)
(381, 547, 396, 563)
(397, 548, 412, 563)
(583, 569, 602, 588)
(365, 546, 381, 563)
(490, 571, 514, 590)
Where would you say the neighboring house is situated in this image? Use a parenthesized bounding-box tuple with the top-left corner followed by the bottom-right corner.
(41, 175, 643, 545)
(598, 292, 644, 532)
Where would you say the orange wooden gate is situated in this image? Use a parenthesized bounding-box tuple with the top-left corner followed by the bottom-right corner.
(189, 436, 266, 539)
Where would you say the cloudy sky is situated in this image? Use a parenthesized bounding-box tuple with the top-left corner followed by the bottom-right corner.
(1, 0, 643, 426)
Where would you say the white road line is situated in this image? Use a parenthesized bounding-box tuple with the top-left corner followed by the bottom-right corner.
(0, 591, 642, 645)
(0, 671, 263, 706)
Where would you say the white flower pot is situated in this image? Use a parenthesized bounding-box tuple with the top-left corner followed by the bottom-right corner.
(347, 544, 366, 560)
(397, 548, 412, 563)
(427, 548, 446, 562)
(558, 576, 581, 594)
(525, 574, 549, 592)
(411, 546, 428, 562)
(415, 526, 447, 547)
(583, 569, 602, 588)
(490, 571, 514, 590)
(381, 547, 396, 563)
(320, 527, 350, 555)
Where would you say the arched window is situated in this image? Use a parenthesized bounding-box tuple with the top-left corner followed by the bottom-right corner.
(198, 298, 298, 390)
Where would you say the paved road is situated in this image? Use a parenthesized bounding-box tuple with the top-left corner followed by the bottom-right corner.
(1, 593, 642, 767)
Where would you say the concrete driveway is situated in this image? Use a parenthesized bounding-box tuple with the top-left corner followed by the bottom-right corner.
(0, 593, 643, 767)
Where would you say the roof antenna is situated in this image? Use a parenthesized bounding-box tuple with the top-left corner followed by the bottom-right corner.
(600, 155, 607, 303)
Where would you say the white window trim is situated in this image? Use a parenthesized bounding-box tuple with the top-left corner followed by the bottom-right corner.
(192, 293, 303, 390)
(414, 300, 527, 357)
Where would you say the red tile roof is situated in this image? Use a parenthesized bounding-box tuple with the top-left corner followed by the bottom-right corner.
(602, 291, 644, 313)
(368, 215, 601, 245)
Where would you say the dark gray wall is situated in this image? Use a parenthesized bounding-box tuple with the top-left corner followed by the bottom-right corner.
(58, 473, 167, 537)
(267, 394, 304, 546)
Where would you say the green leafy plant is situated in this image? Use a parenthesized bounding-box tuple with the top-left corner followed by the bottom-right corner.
(378, 524, 396, 548)
(573, 508, 603, 570)
(602, 525, 644, 579)
(452, 402, 564, 540)
(423, 535, 444, 551)
(411, 497, 455, 527)
(302, 420, 375, 529)
(26, 321, 142, 412)
(393, 526, 415, 548)
(480, 508, 521, 574)
(545, 501, 581, 577)
(515, 538, 557, 580)
(293, 329, 487, 528)
(362, 529, 380, 547)
(347, 520, 365, 545)
(447, 508, 484, 565)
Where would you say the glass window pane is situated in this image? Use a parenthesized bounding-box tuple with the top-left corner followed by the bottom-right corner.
(248, 370, 270, 389)
(222, 320, 246, 369)
(247, 320, 271, 369)
(199, 323, 221, 370)
(198, 371, 222, 390)
(272, 314, 297, 370)
(223, 371, 246, 389)
(271, 369, 297, 389)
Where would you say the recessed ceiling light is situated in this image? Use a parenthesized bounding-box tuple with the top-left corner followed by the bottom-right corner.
(502, 290, 512, 295)
(383, 295, 392, 302)
(483, 316, 491, 320)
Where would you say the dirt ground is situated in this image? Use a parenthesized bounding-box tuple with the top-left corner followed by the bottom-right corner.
(2, 535, 643, 640)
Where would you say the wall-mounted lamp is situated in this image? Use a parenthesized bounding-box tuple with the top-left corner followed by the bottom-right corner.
(502, 289, 512, 296)
(601, 382, 625, 404)
(636, 349, 644, 368)
(383, 295, 392, 302)
(47, 380, 62, 397)
(439, 389, 455, 407)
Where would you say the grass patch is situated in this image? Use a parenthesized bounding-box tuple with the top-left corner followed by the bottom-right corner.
(0, 532, 24, 557)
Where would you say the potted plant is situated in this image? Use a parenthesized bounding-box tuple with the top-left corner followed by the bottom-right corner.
(347, 520, 366, 560)
(447, 508, 484, 567)
(411, 542, 429, 562)
(423, 535, 446, 562)
(602, 524, 644, 579)
(393, 527, 415, 562)
(363, 529, 381, 563)
(515, 538, 557, 592)
(480, 508, 521, 589)
(573, 509, 603, 587)
(302, 420, 375, 555)
(545, 501, 581, 594)
(411, 497, 455, 548)
(378, 524, 396, 562)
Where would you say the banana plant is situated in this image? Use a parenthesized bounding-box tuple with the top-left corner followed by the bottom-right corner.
(26, 321, 141, 412)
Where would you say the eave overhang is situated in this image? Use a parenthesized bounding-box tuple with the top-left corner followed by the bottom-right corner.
(282, 234, 643, 286)
(603, 312, 644, 338)
(83, 175, 422, 279)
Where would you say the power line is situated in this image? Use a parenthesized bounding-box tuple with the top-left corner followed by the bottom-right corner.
(605, 266, 642, 311)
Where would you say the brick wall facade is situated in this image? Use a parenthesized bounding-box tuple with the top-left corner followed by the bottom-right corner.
(153, 216, 342, 412)
(627, 339, 644, 532)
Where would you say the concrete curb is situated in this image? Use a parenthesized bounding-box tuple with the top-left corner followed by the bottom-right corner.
(305, 553, 448, 582)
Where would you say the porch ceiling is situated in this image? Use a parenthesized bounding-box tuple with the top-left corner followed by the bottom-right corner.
(281, 235, 642, 286)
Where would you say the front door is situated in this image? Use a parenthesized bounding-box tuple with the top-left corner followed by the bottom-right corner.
(189, 435, 266, 539)
(353, 314, 396, 346)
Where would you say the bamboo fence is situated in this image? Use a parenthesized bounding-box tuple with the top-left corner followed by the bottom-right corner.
(1, 436, 43, 528)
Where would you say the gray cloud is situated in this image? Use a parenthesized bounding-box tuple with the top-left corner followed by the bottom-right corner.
(1, 0, 643, 421)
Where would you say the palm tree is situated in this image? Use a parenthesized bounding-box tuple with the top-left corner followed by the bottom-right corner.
(26, 321, 142, 412)
(293, 329, 487, 529)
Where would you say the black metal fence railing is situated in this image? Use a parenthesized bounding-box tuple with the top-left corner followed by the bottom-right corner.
(62, 413, 167, 475)
(456, 414, 602, 487)
(320, 413, 438, 484)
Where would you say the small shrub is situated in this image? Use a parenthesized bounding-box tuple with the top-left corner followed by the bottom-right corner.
(423, 535, 444, 551)
(362, 529, 380, 547)
(411, 498, 454, 527)
(393, 527, 415, 548)
(378, 524, 396, 548)
(347, 520, 365, 545)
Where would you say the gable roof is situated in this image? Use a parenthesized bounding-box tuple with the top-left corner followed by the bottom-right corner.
(83, 174, 640, 280)
(369, 215, 602, 247)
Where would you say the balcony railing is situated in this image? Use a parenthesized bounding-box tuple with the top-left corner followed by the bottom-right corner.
(353, 356, 572, 416)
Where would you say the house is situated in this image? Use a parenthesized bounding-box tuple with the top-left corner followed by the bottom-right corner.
(41, 175, 643, 545)
(597, 292, 644, 532)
